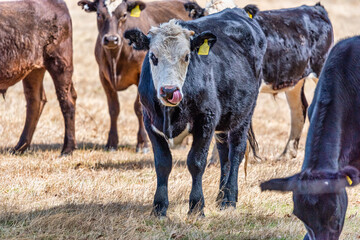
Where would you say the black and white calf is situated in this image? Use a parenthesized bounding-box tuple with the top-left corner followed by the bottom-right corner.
(186, 3, 334, 159)
(261, 36, 360, 240)
(124, 8, 266, 216)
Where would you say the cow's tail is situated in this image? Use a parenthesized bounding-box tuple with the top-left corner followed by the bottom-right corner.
(247, 121, 261, 161)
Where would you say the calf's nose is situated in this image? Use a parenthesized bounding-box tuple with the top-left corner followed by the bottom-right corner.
(103, 35, 120, 48)
(160, 86, 178, 99)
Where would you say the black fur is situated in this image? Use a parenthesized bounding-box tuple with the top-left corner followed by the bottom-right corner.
(124, 29, 150, 50)
(261, 36, 360, 240)
(184, 2, 206, 19)
(127, 8, 267, 217)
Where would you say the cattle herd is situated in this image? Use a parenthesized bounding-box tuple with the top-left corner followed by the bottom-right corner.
(0, 0, 359, 239)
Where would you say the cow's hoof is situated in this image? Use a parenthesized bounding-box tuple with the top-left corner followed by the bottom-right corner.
(217, 189, 237, 210)
(105, 145, 117, 152)
(11, 141, 30, 155)
(61, 145, 76, 156)
(150, 209, 167, 219)
(277, 151, 296, 161)
(187, 209, 205, 219)
(136, 146, 150, 154)
(220, 200, 236, 210)
(60, 151, 73, 157)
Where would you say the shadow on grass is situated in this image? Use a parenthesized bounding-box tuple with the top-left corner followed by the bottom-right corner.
(0, 142, 137, 154)
(0, 201, 305, 239)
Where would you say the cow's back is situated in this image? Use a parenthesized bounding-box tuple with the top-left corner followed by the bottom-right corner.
(177, 9, 266, 130)
(0, 0, 71, 88)
(304, 36, 360, 170)
(256, 4, 333, 88)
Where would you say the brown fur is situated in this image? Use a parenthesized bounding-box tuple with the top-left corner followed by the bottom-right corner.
(79, 0, 191, 151)
(0, 0, 77, 155)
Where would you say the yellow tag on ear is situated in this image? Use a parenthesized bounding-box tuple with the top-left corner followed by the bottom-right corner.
(130, 5, 141, 17)
(247, 12, 253, 19)
(346, 175, 353, 186)
(198, 39, 210, 55)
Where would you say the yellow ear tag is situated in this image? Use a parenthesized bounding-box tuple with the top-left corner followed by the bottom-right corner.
(346, 175, 353, 186)
(247, 12, 253, 19)
(198, 39, 210, 55)
(130, 5, 141, 17)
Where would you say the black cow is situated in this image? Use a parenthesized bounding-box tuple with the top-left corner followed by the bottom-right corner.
(185, 3, 334, 160)
(261, 36, 360, 240)
(124, 8, 266, 216)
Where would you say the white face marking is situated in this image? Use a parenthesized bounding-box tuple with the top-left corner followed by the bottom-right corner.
(148, 20, 194, 107)
(104, 0, 122, 16)
(151, 123, 191, 149)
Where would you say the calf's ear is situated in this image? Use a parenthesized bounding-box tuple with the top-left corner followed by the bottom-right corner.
(124, 29, 150, 51)
(190, 31, 217, 52)
(78, 0, 97, 12)
(261, 174, 299, 192)
(244, 4, 259, 19)
(127, 1, 146, 12)
(184, 2, 206, 19)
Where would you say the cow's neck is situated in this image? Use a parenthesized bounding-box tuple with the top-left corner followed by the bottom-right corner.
(103, 46, 122, 87)
(302, 101, 341, 171)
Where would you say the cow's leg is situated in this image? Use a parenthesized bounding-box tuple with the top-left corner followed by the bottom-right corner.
(220, 125, 248, 209)
(214, 132, 230, 203)
(12, 68, 47, 154)
(279, 79, 307, 159)
(45, 51, 77, 155)
(134, 93, 149, 153)
(144, 116, 172, 217)
(187, 124, 213, 216)
(100, 73, 120, 150)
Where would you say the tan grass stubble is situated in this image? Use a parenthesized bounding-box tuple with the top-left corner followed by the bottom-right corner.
(0, 0, 359, 239)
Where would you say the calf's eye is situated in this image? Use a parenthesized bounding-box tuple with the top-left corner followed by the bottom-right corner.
(150, 53, 158, 66)
(184, 54, 189, 62)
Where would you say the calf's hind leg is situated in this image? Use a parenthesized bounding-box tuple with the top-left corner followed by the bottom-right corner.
(134, 93, 149, 153)
(219, 125, 248, 209)
(12, 68, 47, 154)
(279, 79, 308, 159)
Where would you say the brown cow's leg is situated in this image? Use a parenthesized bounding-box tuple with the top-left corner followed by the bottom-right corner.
(100, 73, 120, 150)
(134, 93, 149, 153)
(45, 49, 77, 155)
(12, 68, 47, 154)
(279, 79, 308, 159)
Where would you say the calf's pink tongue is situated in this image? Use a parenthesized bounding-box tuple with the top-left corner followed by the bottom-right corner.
(168, 90, 182, 104)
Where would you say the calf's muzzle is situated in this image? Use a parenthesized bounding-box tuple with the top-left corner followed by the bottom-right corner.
(159, 86, 183, 105)
(103, 34, 120, 49)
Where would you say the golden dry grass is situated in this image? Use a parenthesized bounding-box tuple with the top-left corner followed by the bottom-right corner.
(0, 0, 359, 239)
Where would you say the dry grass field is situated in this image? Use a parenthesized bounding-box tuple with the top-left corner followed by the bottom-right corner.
(1, 0, 360, 239)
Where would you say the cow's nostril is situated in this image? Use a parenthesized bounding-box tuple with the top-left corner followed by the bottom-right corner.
(103, 35, 120, 47)
(160, 86, 178, 99)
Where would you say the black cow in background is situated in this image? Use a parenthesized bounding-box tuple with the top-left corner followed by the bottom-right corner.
(185, 3, 334, 161)
(124, 7, 266, 216)
(261, 36, 360, 240)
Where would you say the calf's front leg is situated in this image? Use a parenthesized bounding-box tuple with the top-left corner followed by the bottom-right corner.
(187, 123, 213, 216)
(144, 116, 172, 217)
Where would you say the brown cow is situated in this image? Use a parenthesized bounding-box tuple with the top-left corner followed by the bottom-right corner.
(0, 0, 77, 155)
(77, 0, 191, 152)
